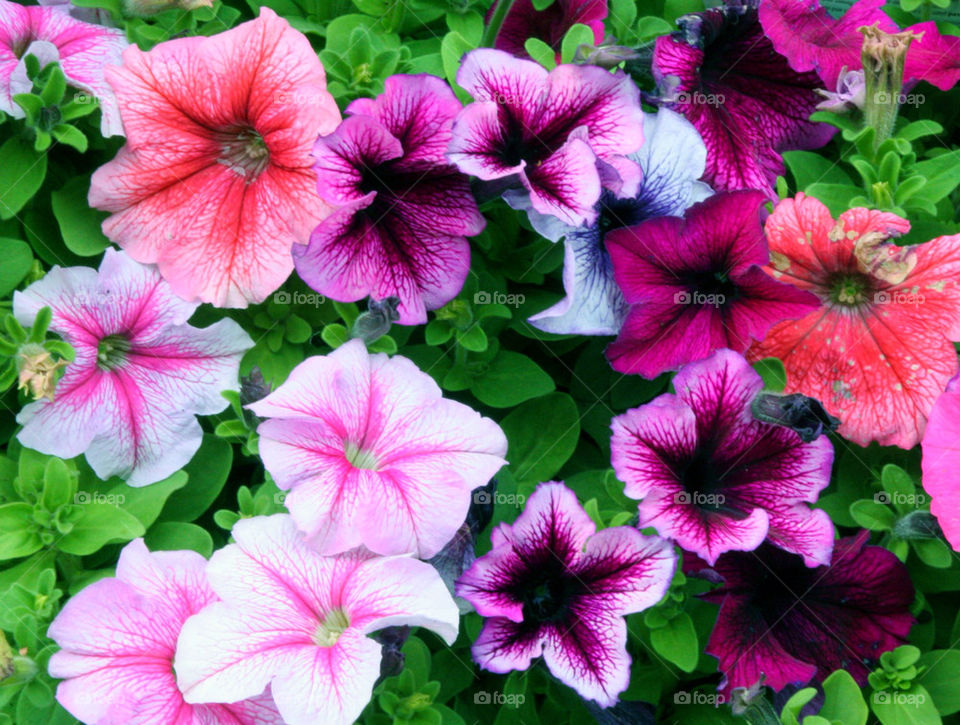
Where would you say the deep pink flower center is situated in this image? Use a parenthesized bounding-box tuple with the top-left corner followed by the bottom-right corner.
(96, 334, 130, 371)
(219, 128, 270, 179)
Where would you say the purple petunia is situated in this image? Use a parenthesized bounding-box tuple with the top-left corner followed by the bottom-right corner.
(293, 73, 484, 325)
(456, 482, 676, 706)
(652, 0, 835, 196)
(490, 0, 606, 60)
(448, 49, 644, 227)
(610, 350, 835, 567)
(603, 190, 819, 378)
(686, 532, 915, 695)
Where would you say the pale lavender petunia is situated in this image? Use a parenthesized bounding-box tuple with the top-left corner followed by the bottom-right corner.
(456, 482, 676, 707)
(0, 0, 127, 135)
(516, 108, 713, 335)
(47, 539, 282, 725)
(14, 249, 252, 486)
(293, 73, 484, 325)
(447, 48, 644, 227)
(247, 338, 507, 558)
(175, 514, 460, 725)
(610, 349, 835, 567)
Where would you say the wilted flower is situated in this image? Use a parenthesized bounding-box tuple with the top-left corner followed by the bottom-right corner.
(611, 350, 835, 566)
(16, 345, 67, 401)
(175, 514, 460, 725)
(457, 482, 676, 706)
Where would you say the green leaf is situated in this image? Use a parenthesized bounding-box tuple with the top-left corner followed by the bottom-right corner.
(781, 687, 818, 725)
(57, 502, 144, 555)
(911, 151, 960, 204)
(849, 499, 896, 531)
(470, 351, 554, 407)
(912, 538, 953, 568)
(160, 435, 233, 523)
(108, 470, 188, 529)
(457, 324, 487, 352)
(650, 612, 699, 673)
(896, 120, 943, 142)
(445, 10, 483, 45)
(524, 37, 557, 69)
(501, 392, 579, 482)
(560, 23, 594, 64)
(820, 669, 868, 725)
(804, 183, 863, 217)
(782, 150, 854, 190)
(870, 684, 941, 725)
(145, 521, 213, 557)
(918, 651, 960, 716)
(752, 357, 787, 392)
(441, 31, 475, 93)
(0, 503, 42, 560)
(320, 323, 349, 348)
(50, 177, 110, 256)
(51, 124, 88, 154)
(41, 457, 75, 511)
(0, 237, 33, 297)
(0, 137, 47, 220)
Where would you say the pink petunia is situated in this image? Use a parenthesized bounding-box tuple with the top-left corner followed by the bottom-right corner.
(448, 48, 644, 226)
(175, 514, 460, 725)
(293, 74, 484, 325)
(89, 8, 341, 307)
(0, 0, 126, 136)
(247, 338, 508, 558)
(748, 193, 960, 448)
(490, 0, 607, 60)
(456, 482, 676, 706)
(47, 539, 281, 724)
(921, 373, 960, 551)
(610, 349, 835, 567)
(14, 249, 252, 485)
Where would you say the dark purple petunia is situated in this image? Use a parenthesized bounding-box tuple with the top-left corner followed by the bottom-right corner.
(489, 0, 607, 59)
(448, 49, 644, 227)
(456, 482, 676, 707)
(651, 0, 835, 196)
(603, 190, 819, 378)
(686, 532, 915, 695)
(610, 350, 835, 568)
(293, 74, 485, 325)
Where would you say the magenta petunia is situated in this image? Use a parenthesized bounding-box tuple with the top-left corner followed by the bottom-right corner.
(175, 514, 460, 725)
(293, 74, 483, 325)
(89, 8, 341, 307)
(47, 539, 281, 724)
(652, 0, 835, 196)
(604, 191, 819, 378)
(14, 249, 252, 486)
(760, 0, 960, 92)
(447, 48, 644, 227)
(0, 0, 126, 136)
(687, 532, 915, 695)
(610, 349, 835, 567)
(490, 0, 607, 59)
(456, 482, 676, 707)
(247, 339, 507, 559)
(921, 373, 960, 551)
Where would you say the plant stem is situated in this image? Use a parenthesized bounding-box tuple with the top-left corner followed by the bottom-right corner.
(481, 0, 516, 48)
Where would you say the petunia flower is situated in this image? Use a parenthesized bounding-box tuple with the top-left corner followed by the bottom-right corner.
(747, 193, 960, 448)
(921, 373, 960, 551)
(175, 514, 460, 725)
(292, 74, 483, 325)
(603, 190, 819, 378)
(517, 107, 713, 335)
(686, 532, 915, 694)
(760, 0, 960, 92)
(447, 48, 644, 227)
(610, 349, 835, 567)
(89, 8, 341, 308)
(815, 67, 866, 113)
(489, 0, 607, 60)
(652, 0, 835, 196)
(456, 482, 676, 707)
(247, 338, 507, 558)
(47, 539, 281, 724)
(14, 249, 252, 486)
(0, 0, 127, 136)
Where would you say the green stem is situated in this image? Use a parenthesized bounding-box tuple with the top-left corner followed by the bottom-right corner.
(481, 0, 517, 48)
